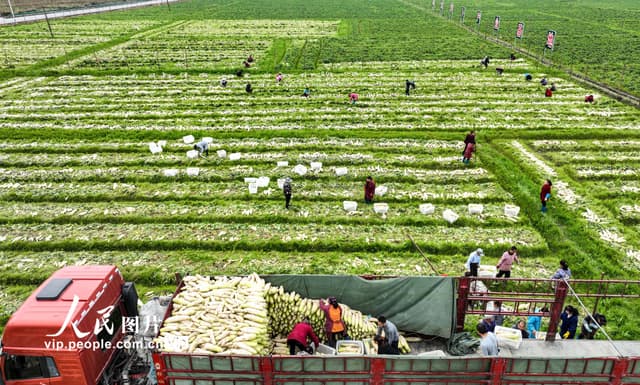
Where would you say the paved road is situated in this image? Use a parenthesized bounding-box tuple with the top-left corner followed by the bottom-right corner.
(0, 0, 179, 25)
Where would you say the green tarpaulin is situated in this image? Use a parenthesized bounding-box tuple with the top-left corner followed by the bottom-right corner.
(262, 275, 456, 338)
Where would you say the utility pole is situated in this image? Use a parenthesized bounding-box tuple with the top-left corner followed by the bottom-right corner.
(43, 8, 54, 38)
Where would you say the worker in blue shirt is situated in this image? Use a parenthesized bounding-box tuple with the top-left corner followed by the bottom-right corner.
(465, 248, 484, 277)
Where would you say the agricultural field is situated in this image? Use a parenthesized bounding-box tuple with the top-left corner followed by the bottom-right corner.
(1, 0, 640, 338)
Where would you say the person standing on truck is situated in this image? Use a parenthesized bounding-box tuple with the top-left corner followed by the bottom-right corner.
(287, 318, 320, 355)
(481, 314, 496, 333)
(526, 306, 548, 338)
(364, 176, 376, 204)
(319, 297, 346, 348)
(476, 322, 498, 356)
(513, 319, 530, 338)
(283, 177, 292, 209)
(465, 248, 484, 277)
(551, 260, 571, 280)
(560, 305, 579, 339)
(194, 141, 209, 157)
(540, 179, 552, 213)
(375, 316, 400, 355)
(496, 246, 519, 278)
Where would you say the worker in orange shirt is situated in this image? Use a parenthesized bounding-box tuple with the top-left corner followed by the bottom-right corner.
(319, 297, 346, 348)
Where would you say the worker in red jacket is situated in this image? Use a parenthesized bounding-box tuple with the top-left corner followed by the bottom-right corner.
(540, 179, 552, 213)
(364, 176, 376, 204)
(287, 318, 320, 355)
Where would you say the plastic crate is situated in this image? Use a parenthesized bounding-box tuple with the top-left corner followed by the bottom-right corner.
(202, 137, 213, 144)
(442, 209, 459, 224)
(294, 164, 307, 176)
(149, 142, 162, 154)
(375, 186, 388, 196)
(217, 149, 227, 158)
(373, 203, 389, 214)
(336, 340, 365, 355)
(182, 135, 195, 144)
(248, 183, 258, 194)
(229, 153, 241, 161)
(343, 201, 358, 212)
(419, 203, 435, 215)
(186, 167, 199, 176)
(335, 167, 348, 176)
(256, 176, 270, 187)
(316, 343, 336, 355)
(186, 150, 199, 159)
(277, 178, 286, 189)
(163, 169, 179, 177)
(310, 162, 322, 170)
(277, 161, 289, 167)
(468, 204, 484, 214)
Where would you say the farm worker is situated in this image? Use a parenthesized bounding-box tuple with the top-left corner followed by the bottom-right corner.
(247, 54, 254, 63)
(193, 141, 209, 157)
(578, 313, 607, 340)
(462, 142, 475, 164)
(480, 56, 490, 68)
(493, 301, 504, 326)
(245, 82, 253, 94)
(319, 297, 346, 348)
(276, 72, 283, 83)
(349, 92, 359, 104)
(510, 53, 516, 61)
(302, 87, 311, 97)
(540, 179, 552, 213)
(540, 77, 548, 86)
(476, 322, 498, 356)
(550, 82, 557, 92)
(462, 130, 476, 157)
(465, 248, 484, 277)
(560, 305, 579, 339)
(545, 88, 553, 97)
(405, 79, 416, 96)
(495, 67, 504, 76)
(513, 319, 530, 338)
(364, 176, 376, 204)
(283, 177, 292, 209)
(287, 318, 320, 355)
(220, 78, 228, 87)
(526, 306, 548, 338)
(243, 60, 251, 68)
(551, 260, 571, 280)
(375, 316, 400, 355)
(496, 246, 519, 278)
(480, 314, 496, 333)
(585, 94, 594, 103)
(524, 73, 532, 81)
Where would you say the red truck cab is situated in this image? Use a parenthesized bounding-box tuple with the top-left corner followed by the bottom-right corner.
(0, 266, 128, 385)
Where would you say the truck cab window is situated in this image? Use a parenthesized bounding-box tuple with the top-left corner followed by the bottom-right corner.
(5, 355, 44, 380)
(45, 357, 59, 377)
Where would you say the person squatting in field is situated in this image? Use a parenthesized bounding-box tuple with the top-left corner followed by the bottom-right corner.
(193, 141, 209, 157)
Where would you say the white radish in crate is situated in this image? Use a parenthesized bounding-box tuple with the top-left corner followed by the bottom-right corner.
(310, 162, 322, 171)
(163, 169, 179, 177)
(149, 142, 162, 154)
(442, 209, 459, 224)
(186, 167, 200, 176)
(343, 201, 358, 212)
(229, 153, 241, 161)
(335, 167, 348, 176)
(504, 205, 520, 217)
(186, 150, 199, 159)
(294, 164, 308, 176)
(183, 135, 195, 144)
(248, 183, 258, 194)
(468, 204, 484, 215)
(217, 149, 227, 158)
(419, 203, 435, 215)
